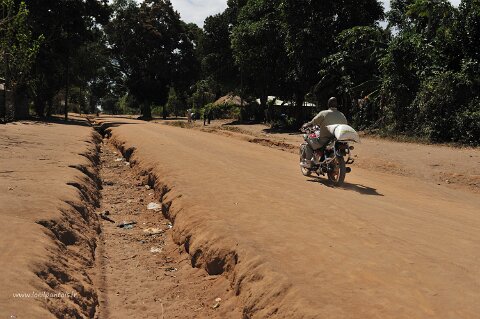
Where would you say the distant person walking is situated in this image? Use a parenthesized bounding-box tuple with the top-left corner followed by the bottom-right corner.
(187, 109, 192, 123)
(204, 107, 213, 125)
(208, 108, 213, 125)
(355, 91, 366, 128)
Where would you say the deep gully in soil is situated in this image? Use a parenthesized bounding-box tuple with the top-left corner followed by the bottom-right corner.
(98, 123, 283, 319)
(100, 124, 242, 285)
(33, 120, 300, 318)
(32, 122, 242, 318)
(92, 124, 242, 318)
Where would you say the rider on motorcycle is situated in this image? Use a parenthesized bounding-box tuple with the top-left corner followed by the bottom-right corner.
(302, 97, 348, 168)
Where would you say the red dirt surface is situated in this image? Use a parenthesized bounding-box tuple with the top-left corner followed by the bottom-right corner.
(99, 116, 480, 318)
(1, 119, 245, 318)
(162, 119, 480, 194)
(0, 120, 101, 318)
(2, 116, 479, 318)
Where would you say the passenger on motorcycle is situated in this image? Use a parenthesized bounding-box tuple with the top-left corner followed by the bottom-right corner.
(302, 97, 348, 167)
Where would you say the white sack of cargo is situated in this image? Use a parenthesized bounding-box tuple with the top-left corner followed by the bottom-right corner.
(326, 124, 360, 143)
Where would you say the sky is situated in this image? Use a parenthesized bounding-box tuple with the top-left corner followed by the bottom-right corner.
(170, 0, 228, 26)
(170, 0, 463, 27)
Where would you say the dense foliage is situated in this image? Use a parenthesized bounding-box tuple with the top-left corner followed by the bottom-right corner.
(106, 0, 198, 118)
(1, 0, 43, 119)
(0, 0, 478, 145)
(377, 0, 480, 145)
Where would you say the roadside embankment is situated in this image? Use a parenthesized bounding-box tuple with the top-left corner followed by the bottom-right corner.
(0, 121, 102, 318)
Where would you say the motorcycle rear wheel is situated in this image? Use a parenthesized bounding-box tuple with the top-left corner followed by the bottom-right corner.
(327, 156, 346, 186)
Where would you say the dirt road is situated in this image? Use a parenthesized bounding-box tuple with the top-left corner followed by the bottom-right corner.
(161, 119, 480, 193)
(99, 117, 480, 318)
(2, 117, 479, 318)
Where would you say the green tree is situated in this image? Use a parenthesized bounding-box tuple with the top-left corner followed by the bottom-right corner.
(381, 0, 457, 133)
(0, 0, 42, 120)
(165, 87, 183, 118)
(199, 0, 247, 97)
(190, 80, 216, 109)
(317, 26, 389, 125)
(231, 0, 287, 119)
(107, 0, 198, 119)
(279, 0, 335, 113)
(25, 0, 110, 118)
(65, 27, 114, 115)
(458, 0, 480, 63)
(279, 0, 383, 123)
(201, 11, 239, 95)
(165, 87, 177, 117)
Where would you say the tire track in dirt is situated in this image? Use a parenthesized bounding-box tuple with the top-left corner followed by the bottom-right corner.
(93, 136, 242, 318)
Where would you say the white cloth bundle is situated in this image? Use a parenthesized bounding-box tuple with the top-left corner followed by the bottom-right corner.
(326, 124, 360, 143)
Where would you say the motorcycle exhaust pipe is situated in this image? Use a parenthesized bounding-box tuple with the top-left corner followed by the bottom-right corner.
(346, 167, 352, 173)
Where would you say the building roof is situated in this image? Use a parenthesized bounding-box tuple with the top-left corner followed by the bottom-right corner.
(213, 93, 243, 107)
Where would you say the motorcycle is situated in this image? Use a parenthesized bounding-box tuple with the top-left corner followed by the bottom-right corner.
(299, 125, 356, 186)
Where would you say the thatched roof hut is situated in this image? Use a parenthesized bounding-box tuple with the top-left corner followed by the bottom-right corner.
(213, 93, 243, 107)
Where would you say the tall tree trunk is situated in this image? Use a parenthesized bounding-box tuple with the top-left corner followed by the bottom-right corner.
(46, 98, 53, 118)
(3, 48, 11, 122)
(143, 102, 152, 119)
(1, 83, 5, 122)
(2, 9, 9, 122)
(64, 58, 69, 120)
(64, 22, 70, 121)
(258, 95, 267, 123)
(295, 91, 305, 126)
(79, 86, 83, 115)
(90, 95, 97, 114)
(34, 96, 46, 117)
(14, 85, 29, 119)
(162, 105, 167, 120)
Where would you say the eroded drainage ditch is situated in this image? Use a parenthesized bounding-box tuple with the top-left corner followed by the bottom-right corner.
(91, 127, 242, 318)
